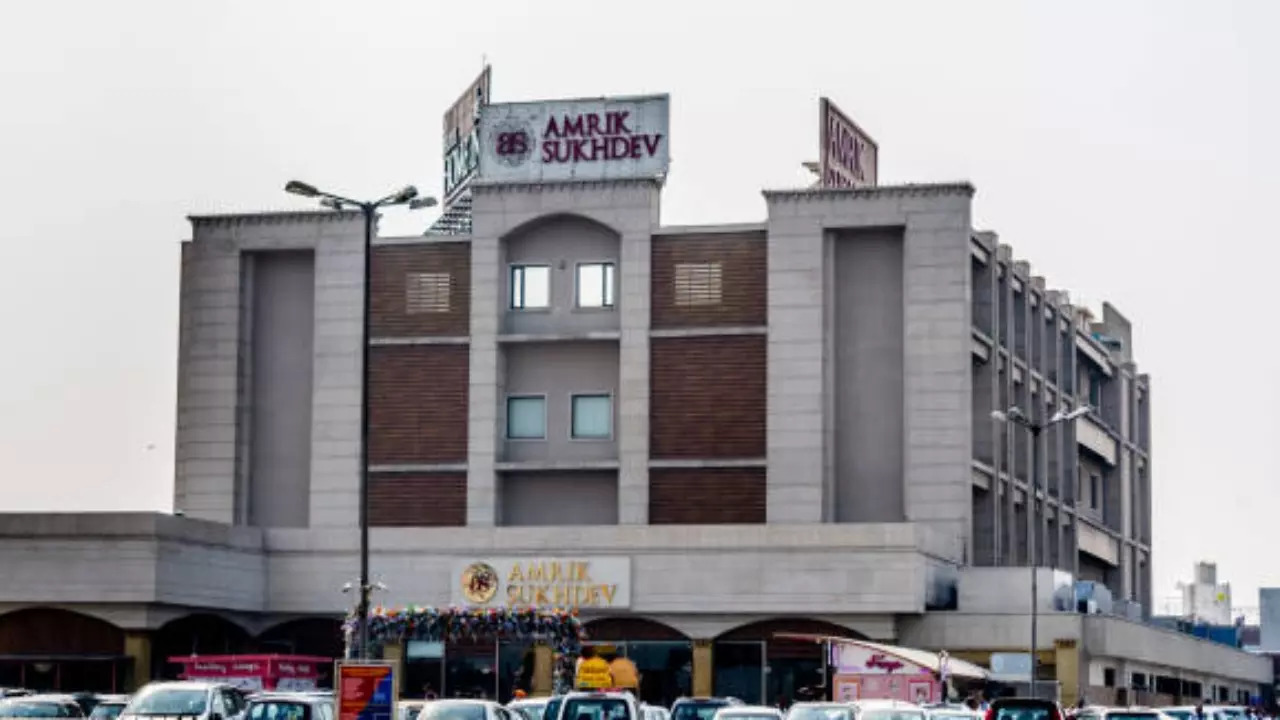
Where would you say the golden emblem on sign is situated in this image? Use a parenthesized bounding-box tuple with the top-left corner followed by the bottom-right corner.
(461, 562, 499, 603)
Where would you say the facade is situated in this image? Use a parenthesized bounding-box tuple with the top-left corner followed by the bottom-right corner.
(0, 169, 1268, 703)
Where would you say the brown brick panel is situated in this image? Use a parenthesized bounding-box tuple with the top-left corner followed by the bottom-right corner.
(651, 233, 766, 327)
(650, 335, 766, 458)
(371, 242, 470, 336)
(369, 473, 466, 527)
(649, 468, 765, 524)
(369, 345, 469, 464)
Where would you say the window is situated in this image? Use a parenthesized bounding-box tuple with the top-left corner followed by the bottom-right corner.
(1088, 370, 1104, 410)
(576, 262, 616, 308)
(673, 262, 722, 306)
(1090, 473, 1101, 510)
(506, 396, 546, 439)
(406, 272, 451, 314)
(510, 265, 550, 309)
(571, 394, 612, 439)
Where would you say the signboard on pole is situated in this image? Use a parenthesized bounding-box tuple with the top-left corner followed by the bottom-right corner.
(443, 66, 491, 206)
(337, 661, 398, 720)
(819, 97, 878, 188)
(477, 95, 670, 186)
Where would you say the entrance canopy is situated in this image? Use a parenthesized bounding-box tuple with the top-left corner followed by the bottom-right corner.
(773, 633, 989, 681)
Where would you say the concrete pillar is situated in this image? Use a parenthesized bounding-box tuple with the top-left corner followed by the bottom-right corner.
(1055, 639, 1080, 706)
(532, 645, 554, 697)
(383, 640, 404, 691)
(124, 631, 152, 691)
(692, 640, 714, 697)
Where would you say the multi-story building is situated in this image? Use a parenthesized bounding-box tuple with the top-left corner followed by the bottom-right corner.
(0, 94, 1267, 706)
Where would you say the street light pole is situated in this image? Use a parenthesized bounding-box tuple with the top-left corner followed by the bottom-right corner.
(992, 404, 1090, 699)
(285, 180, 437, 660)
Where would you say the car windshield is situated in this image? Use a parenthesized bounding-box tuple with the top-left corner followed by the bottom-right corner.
(991, 706, 1054, 720)
(674, 704, 728, 720)
(721, 715, 777, 720)
(787, 708, 851, 720)
(512, 707, 544, 720)
(248, 704, 310, 720)
(420, 704, 486, 720)
(544, 699, 564, 720)
(127, 689, 209, 716)
(930, 714, 978, 720)
(0, 701, 78, 718)
(89, 706, 125, 720)
(562, 699, 631, 720)
(862, 711, 925, 720)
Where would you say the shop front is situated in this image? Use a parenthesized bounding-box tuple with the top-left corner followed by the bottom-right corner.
(0, 608, 130, 692)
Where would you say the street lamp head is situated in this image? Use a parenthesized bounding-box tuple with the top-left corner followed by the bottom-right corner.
(409, 195, 439, 210)
(285, 180, 320, 198)
(319, 197, 348, 212)
(1051, 405, 1091, 424)
(391, 185, 419, 204)
(991, 410, 1008, 423)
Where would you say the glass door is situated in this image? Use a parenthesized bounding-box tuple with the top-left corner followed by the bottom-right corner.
(713, 641, 765, 704)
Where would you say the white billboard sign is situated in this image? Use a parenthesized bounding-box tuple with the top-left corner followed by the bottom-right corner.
(442, 66, 491, 205)
(450, 556, 632, 609)
(478, 95, 670, 185)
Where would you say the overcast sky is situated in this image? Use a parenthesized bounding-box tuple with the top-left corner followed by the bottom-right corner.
(1, 0, 1275, 613)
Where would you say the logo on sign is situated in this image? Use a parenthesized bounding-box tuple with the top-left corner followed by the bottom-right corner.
(492, 121, 534, 167)
(461, 562, 500, 603)
(866, 654, 905, 673)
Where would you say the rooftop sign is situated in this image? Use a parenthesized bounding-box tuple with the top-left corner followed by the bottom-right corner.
(478, 95, 670, 185)
(819, 97, 878, 188)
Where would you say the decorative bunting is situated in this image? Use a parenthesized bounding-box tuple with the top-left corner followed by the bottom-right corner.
(345, 606, 586, 693)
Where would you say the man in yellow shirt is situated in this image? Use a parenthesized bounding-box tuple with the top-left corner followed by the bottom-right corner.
(576, 646, 613, 690)
(605, 652, 640, 696)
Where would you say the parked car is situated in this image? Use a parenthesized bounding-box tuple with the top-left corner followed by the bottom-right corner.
(1161, 708, 1233, 720)
(0, 694, 86, 718)
(88, 697, 131, 720)
(849, 701, 926, 720)
(985, 698, 1064, 720)
(1073, 708, 1170, 720)
(556, 692, 641, 720)
(415, 700, 511, 720)
(786, 703, 854, 720)
(509, 700, 549, 720)
(399, 701, 428, 720)
(672, 699, 742, 720)
(244, 691, 334, 720)
(924, 706, 981, 720)
(713, 706, 784, 720)
(543, 698, 565, 720)
(121, 681, 248, 720)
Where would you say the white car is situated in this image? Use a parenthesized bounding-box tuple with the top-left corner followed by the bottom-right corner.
(714, 706, 784, 720)
(555, 692, 640, 720)
(787, 702, 855, 720)
(121, 682, 248, 720)
(925, 708, 982, 720)
(850, 700, 927, 720)
(414, 700, 513, 720)
(510, 700, 550, 720)
(642, 706, 672, 720)
(1161, 708, 1236, 720)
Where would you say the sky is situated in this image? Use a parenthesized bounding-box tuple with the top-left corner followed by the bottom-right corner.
(0, 0, 1276, 613)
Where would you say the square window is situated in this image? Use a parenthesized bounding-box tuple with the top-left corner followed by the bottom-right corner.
(576, 262, 616, 308)
(405, 272, 451, 314)
(673, 262, 722, 306)
(510, 265, 550, 309)
(571, 394, 612, 439)
(506, 396, 546, 439)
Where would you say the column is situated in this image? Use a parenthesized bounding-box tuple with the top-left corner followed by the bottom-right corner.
(124, 631, 152, 692)
(1054, 639, 1080, 706)
(692, 640, 714, 697)
(531, 645, 554, 697)
(383, 641, 405, 690)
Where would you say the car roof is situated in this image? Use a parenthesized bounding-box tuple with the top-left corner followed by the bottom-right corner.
(716, 707, 781, 714)
(852, 701, 924, 710)
(509, 700, 548, 706)
(249, 693, 329, 702)
(3, 695, 81, 703)
(140, 682, 224, 691)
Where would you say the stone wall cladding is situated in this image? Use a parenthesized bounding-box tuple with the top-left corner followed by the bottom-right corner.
(368, 345, 469, 464)
(651, 233, 766, 327)
(371, 242, 470, 336)
(649, 467, 766, 524)
(650, 335, 766, 459)
(368, 473, 467, 527)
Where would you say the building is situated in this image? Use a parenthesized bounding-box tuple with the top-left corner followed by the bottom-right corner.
(0, 92, 1269, 705)
(1178, 562, 1234, 626)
